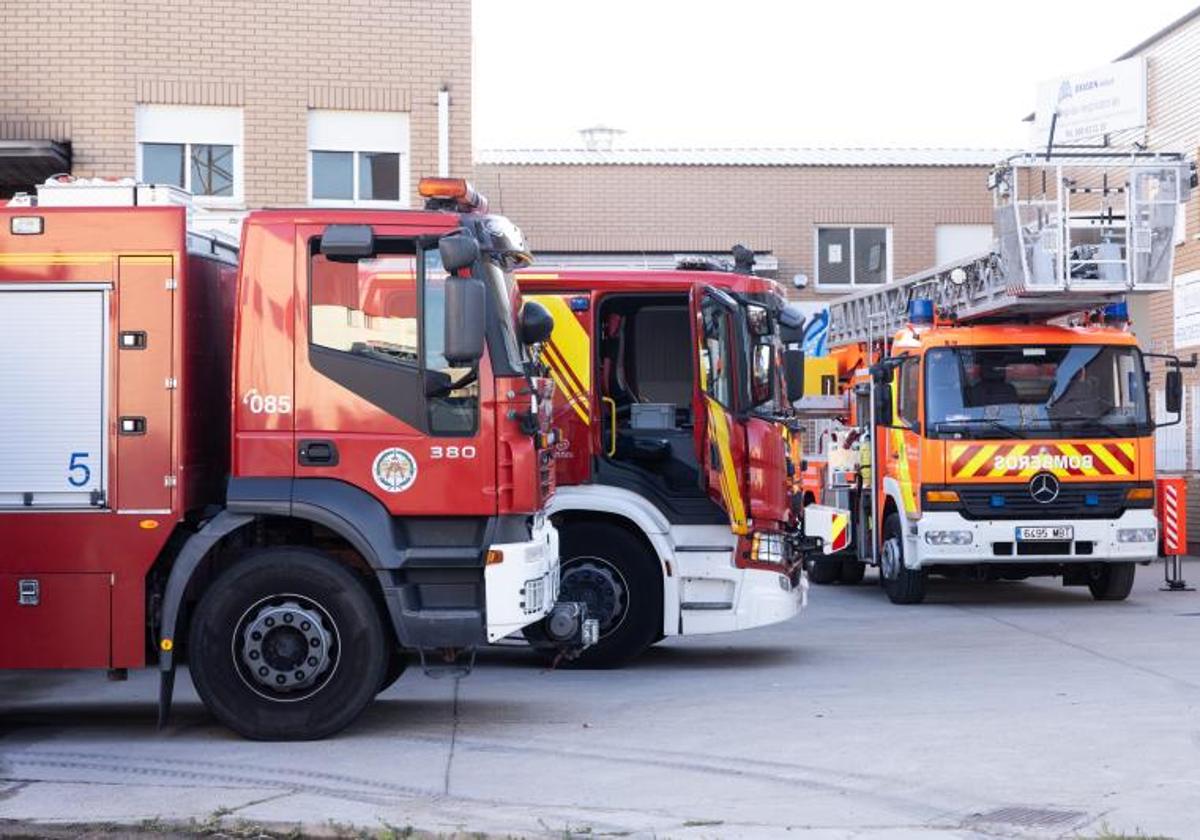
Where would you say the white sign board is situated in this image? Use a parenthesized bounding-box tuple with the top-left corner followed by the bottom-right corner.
(1033, 57, 1147, 145)
(1174, 270, 1200, 349)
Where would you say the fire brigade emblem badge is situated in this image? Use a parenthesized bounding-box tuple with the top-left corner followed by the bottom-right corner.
(372, 447, 418, 493)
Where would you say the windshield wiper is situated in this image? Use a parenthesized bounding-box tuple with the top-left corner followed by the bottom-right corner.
(934, 418, 1026, 439)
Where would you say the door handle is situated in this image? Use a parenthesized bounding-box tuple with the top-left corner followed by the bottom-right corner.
(298, 439, 339, 466)
(602, 397, 617, 456)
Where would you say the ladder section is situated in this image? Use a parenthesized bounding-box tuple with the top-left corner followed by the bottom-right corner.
(825, 152, 1193, 349)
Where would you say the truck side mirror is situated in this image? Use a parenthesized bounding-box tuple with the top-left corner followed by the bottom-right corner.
(784, 348, 805, 403)
(443, 277, 486, 365)
(439, 232, 480, 273)
(519, 300, 554, 345)
(320, 224, 374, 259)
(1166, 369, 1183, 414)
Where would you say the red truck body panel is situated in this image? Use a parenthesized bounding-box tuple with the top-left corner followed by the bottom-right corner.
(0, 205, 237, 668)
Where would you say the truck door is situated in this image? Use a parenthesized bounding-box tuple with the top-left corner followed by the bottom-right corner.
(116, 256, 175, 511)
(523, 292, 593, 486)
(884, 354, 921, 524)
(692, 287, 750, 534)
(295, 229, 496, 515)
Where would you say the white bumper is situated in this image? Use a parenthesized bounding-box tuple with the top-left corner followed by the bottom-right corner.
(676, 548, 807, 636)
(911, 509, 1158, 568)
(484, 516, 560, 642)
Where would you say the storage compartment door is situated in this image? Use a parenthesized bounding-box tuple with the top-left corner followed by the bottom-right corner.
(116, 257, 175, 511)
(0, 573, 112, 668)
(0, 288, 107, 508)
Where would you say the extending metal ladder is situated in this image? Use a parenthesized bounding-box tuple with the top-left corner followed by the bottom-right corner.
(826, 152, 1193, 349)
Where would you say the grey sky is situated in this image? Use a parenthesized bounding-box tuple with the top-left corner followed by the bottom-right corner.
(472, 0, 1197, 152)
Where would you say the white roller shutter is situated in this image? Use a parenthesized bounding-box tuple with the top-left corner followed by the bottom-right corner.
(0, 288, 107, 508)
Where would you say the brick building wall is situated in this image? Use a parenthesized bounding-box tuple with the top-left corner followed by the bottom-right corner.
(0, 0, 471, 207)
(472, 160, 995, 301)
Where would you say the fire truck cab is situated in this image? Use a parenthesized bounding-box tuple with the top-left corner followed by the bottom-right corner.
(0, 177, 581, 739)
(518, 264, 818, 666)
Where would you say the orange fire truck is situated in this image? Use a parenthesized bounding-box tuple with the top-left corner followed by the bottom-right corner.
(801, 152, 1195, 604)
(0, 177, 591, 739)
(517, 261, 834, 666)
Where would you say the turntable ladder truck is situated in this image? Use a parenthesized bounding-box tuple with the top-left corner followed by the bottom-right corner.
(805, 151, 1195, 604)
(0, 176, 591, 739)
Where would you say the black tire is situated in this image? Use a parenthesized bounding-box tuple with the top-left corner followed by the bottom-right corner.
(544, 521, 662, 669)
(879, 513, 926, 605)
(839, 560, 866, 585)
(377, 647, 408, 695)
(1087, 562, 1136, 601)
(187, 547, 388, 740)
(808, 559, 841, 585)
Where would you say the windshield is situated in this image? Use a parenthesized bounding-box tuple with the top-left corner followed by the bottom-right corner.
(481, 257, 526, 372)
(926, 344, 1149, 439)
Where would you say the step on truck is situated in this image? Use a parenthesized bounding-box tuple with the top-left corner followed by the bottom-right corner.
(517, 261, 835, 666)
(0, 176, 590, 739)
(800, 151, 1195, 603)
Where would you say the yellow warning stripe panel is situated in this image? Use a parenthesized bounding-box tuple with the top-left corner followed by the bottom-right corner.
(542, 341, 590, 425)
(890, 429, 918, 513)
(706, 396, 748, 535)
(989, 443, 1027, 477)
(1116, 441, 1136, 463)
(958, 444, 999, 478)
(1058, 442, 1100, 478)
(528, 294, 591, 396)
(1087, 443, 1128, 476)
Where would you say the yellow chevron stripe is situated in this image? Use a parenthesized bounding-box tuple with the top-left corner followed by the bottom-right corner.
(542, 344, 589, 425)
(988, 444, 1026, 477)
(1088, 443, 1127, 476)
(528, 294, 592, 426)
(960, 444, 999, 478)
(119, 255, 173, 265)
(1059, 442, 1100, 477)
(1117, 441, 1136, 462)
(706, 396, 748, 535)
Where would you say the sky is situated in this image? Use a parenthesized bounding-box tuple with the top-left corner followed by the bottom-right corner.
(472, 0, 1198, 152)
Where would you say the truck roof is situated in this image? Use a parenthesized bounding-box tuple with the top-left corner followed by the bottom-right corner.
(245, 207, 467, 229)
(894, 322, 1140, 349)
(515, 267, 781, 297)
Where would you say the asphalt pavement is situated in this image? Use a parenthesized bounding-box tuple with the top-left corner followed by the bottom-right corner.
(2, 563, 1199, 839)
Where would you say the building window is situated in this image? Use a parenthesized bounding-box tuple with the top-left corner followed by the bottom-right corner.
(134, 106, 243, 204)
(308, 111, 410, 207)
(815, 227, 891, 289)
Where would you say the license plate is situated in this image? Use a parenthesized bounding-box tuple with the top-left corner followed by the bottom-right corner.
(1015, 526, 1073, 541)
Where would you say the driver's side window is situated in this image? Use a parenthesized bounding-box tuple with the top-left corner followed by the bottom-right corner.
(897, 355, 920, 429)
(699, 299, 735, 408)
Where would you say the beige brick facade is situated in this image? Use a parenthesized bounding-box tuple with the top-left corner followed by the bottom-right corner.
(0, 0, 472, 206)
(473, 161, 995, 301)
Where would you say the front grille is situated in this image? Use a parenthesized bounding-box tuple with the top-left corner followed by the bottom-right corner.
(957, 483, 1130, 520)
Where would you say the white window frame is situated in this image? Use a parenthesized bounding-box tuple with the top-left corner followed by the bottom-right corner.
(134, 105, 244, 207)
(813, 225, 894, 292)
(307, 110, 410, 209)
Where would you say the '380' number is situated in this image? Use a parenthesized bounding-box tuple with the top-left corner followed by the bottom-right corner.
(430, 446, 476, 459)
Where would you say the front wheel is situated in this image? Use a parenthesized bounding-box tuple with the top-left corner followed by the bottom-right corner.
(187, 547, 388, 740)
(1087, 562, 1136, 601)
(808, 559, 841, 585)
(528, 522, 661, 669)
(879, 514, 925, 605)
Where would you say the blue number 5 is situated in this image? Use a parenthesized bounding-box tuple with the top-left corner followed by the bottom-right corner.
(68, 452, 91, 487)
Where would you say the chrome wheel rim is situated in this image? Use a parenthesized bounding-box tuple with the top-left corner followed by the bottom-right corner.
(233, 594, 340, 702)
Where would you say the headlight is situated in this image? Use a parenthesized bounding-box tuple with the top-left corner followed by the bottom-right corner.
(1117, 527, 1157, 543)
(750, 532, 786, 565)
(924, 530, 973, 546)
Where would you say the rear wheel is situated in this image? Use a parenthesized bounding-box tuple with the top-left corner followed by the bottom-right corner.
(808, 559, 841, 585)
(532, 522, 661, 669)
(187, 547, 387, 740)
(1087, 562, 1136, 601)
(879, 513, 925, 605)
(839, 560, 866, 585)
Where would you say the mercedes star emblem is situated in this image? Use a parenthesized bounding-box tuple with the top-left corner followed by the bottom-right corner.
(1029, 472, 1060, 504)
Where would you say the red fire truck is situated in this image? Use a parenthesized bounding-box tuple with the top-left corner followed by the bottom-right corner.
(0, 177, 588, 739)
(517, 263, 831, 666)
